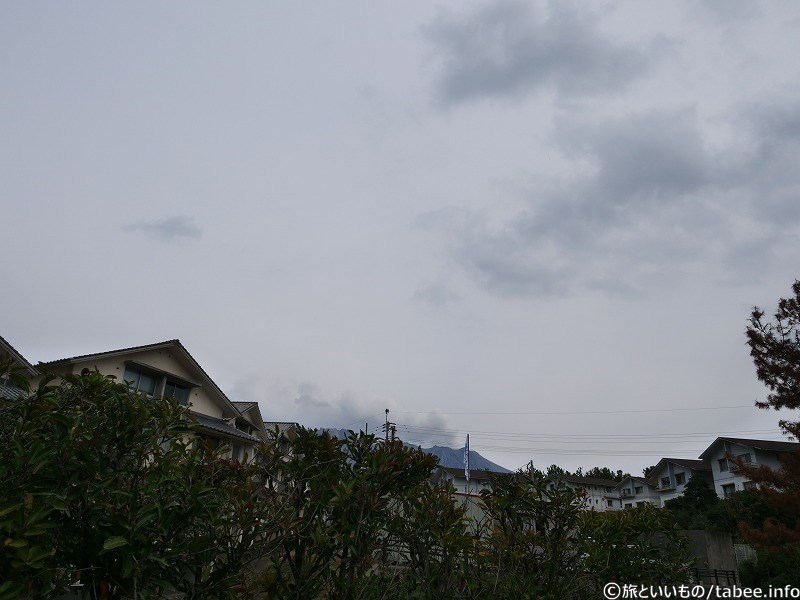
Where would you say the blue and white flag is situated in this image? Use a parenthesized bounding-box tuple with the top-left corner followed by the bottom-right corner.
(464, 434, 470, 482)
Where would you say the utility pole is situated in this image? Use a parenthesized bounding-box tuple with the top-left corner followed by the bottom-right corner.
(382, 409, 396, 443)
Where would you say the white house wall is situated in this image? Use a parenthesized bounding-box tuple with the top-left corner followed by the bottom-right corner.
(653, 464, 686, 505)
(37, 350, 224, 419)
(616, 478, 660, 509)
(708, 442, 778, 498)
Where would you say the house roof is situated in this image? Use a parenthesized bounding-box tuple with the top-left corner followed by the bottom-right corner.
(263, 421, 299, 434)
(38, 339, 240, 418)
(557, 474, 619, 488)
(698, 437, 800, 460)
(614, 476, 653, 490)
(189, 412, 259, 443)
(439, 466, 497, 480)
(646, 458, 711, 486)
(263, 421, 300, 442)
(649, 458, 710, 485)
(0, 334, 38, 377)
(232, 401, 258, 413)
(655, 458, 710, 471)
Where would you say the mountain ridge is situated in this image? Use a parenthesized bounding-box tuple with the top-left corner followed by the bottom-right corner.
(316, 428, 510, 473)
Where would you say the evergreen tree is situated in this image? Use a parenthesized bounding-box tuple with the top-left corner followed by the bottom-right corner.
(742, 280, 800, 549)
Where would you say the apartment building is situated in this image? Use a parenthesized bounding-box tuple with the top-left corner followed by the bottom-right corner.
(649, 458, 714, 505)
(699, 437, 800, 499)
(613, 475, 660, 509)
(550, 474, 619, 512)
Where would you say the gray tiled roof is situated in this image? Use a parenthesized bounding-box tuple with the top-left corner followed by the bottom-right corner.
(559, 474, 619, 487)
(189, 412, 259, 443)
(0, 334, 38, 377)
(0, 378, 25, 400)
(699, 437, 800, 459)
(439, 466, 497, 480)
(659, 458, 710, 470)
(263, 421, 299, 440)
(717, 437, 799, 453)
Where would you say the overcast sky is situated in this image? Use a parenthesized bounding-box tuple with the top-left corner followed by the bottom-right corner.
(3, 1, 799, 475)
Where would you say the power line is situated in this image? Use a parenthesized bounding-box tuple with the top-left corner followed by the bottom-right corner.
(398, 435, 705, 457)
(396, 424, 787, 459)
(339, 412, 385, 431)
(391, 405, 755, 416)
(397, 423, 781, 441)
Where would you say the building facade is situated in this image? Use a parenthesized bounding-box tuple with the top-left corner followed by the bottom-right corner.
(34, 339, 262, 461)
(613, 476, 660, 509)
(649, 458, 713, 505)
(699, 437, 800, 499)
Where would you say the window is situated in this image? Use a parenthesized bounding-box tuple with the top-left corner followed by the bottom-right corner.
(231, 443, 242, 462)
(123, 366, 157, 396)
(743, 481, 757, 491)
(124, 364, 193, 405)
(737, 453, 752, 464)
(722, 483, 735, 499)
(624, 503, 633, 509)
(163, 380, 190, 405)
(675, 473, 686, 486)
(607, 499, 614, 507)
(718, 458, 729, 472)
(660, 476, 671, 488)
(634, 486, 643, 495)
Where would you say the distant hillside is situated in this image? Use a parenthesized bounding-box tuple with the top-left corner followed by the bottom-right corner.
(316, 429, 511, 473)
(423, 445, 511, 473)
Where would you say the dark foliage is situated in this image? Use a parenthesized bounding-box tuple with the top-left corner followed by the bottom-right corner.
(742, 280, 800, 549)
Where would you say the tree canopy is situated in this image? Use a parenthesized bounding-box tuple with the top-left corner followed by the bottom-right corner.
(742, 280, 800, 551)
(747, 279, 800, 439)
(1, 362, 693, 599)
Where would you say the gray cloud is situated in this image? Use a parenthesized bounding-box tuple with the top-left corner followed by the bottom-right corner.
(554, 110, 713, 207)
(413, 280, 461, 308)
(689, 0, 764, 24)
(419, 104, 800, 297)
(294, 381, 331, 408)
(122, 215, 202, 241)
(424, 1, 658, 105)
(231, 376, 458, 447)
